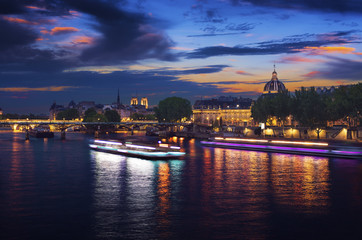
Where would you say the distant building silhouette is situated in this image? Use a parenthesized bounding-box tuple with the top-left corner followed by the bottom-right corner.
(49, 91, 154, 121)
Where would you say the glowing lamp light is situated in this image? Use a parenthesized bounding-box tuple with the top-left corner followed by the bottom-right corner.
(214, 137, 268, 143)
(271, 140, 328, 146)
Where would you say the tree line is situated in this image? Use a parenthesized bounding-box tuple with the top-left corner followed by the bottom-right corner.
(251, 83, 362, 128)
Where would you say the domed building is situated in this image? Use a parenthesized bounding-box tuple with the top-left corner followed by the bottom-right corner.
(262, 67, 286, 94)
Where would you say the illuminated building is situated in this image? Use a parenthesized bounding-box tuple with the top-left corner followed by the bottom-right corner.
(131, 97, 149, 109)
(0, 107, 3, 116)
(193, 67, 289, 127)
(141, 97, 148, 109)
(130, 97, 138, 106)
(193, 96, 253, 127)
(128, 97, 154, 118)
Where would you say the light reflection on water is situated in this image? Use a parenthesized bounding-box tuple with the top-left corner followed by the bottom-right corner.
(1, 132, 361, 240)
(270, 154, 330, 214)
(90, 150, 185, 239)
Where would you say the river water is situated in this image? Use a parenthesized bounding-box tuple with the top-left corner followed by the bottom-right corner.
(0, 131, 361, 240)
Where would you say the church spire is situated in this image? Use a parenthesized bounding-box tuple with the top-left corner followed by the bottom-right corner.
(117, 88, 120, 105)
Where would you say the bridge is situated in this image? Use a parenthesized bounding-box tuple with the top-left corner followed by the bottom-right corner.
(0, 119, 193, 140)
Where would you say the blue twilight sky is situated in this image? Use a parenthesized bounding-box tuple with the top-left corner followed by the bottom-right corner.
(0, 0, 361, 113)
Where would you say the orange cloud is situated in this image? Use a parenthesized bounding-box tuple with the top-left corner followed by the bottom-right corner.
(236, 70, 253, 76)
(302, 71, 321, 78)
(279, 56, 323, 63)
(40, 29, 50, 34)
(0, 86, 78, 92)
(50, 27, 79, 35)
(3, 16, 36, 25)
(304, 46, 362, 55)
(71, 36, 93, 45)
(25, 5, 47, 11)
(69, 10, 81, 17)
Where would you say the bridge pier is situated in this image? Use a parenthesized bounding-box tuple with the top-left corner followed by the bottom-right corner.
(61, 129, 66, 140)
(25, 129, 29, 141)
(95, 125, 100, 138)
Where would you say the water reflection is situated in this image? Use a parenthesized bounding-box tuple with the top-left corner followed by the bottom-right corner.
(91, 151, 127, 239)
(8, 135, 35, 215)
(156, 163, 171, 238)
(270, 154, 330, 214)
(90, 150, 184, 239)
(1, 131, 354, 240)
(205, 148, 271, 239)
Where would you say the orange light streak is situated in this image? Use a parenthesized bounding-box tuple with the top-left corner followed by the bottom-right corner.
(215, 137, 268, 143)
(271, 140, 328, 146)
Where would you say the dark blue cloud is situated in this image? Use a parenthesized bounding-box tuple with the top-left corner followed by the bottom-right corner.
(188, 22, 257, 37)
(188, 32, 243, 37)
(0, 0, 176, 72)
(310, 57, 362, 81)
(0, 19, 38, 51)
(232, 0, 362, 13)
(147, 65, 229, 75)
(187, 31, 358, 58)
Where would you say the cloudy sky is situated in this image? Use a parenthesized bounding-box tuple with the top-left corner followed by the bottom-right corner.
(0, 0, 361, 113)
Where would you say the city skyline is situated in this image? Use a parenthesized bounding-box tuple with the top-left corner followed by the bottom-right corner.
(1, 0, 362, 113)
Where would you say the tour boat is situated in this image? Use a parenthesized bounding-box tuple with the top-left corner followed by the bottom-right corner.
(29, 126, 54, 138)
(201, 137, 362, 159)
(89, 139, 186, 160)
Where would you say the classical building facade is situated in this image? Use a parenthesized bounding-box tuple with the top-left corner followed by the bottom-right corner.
(193, 96, 253, 127)
(192, 67, 287, 127)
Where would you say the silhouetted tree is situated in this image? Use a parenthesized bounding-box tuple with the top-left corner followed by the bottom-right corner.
(83, 108, 107, 122)
(292, 87, 330, 139)
(104, 110, 120, 122)
(327, 83, 362, 127)
(251, 95, 274, 125)
(155, 97, 192, 122)
(56, 109, 79, 120)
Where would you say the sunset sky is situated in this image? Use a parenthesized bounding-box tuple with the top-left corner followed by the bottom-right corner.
(1, 0, 362, 113)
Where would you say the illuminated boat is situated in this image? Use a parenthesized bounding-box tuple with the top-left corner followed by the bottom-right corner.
(201, 137, 362, 159)
(29, 125, 54, 138)
(89, 139, 186, 160)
